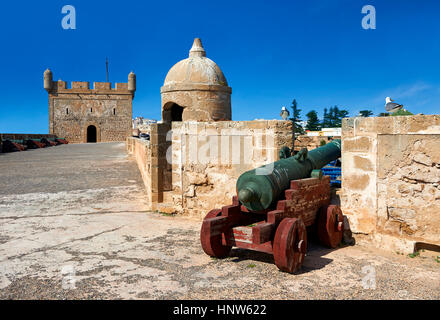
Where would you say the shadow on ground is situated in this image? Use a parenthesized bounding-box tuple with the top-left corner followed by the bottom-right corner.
(228, 241, 339, 274)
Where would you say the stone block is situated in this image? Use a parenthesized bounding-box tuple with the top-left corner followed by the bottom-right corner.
(353, 155, 373, 171)
(93, 82, 111, 90)
(343, 136, 372, 153)
(343, 173, 371, 190)
(71, 81, 90, 89)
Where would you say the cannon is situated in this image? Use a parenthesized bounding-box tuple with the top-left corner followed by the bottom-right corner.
(200, 140, 344, 273)
(25, 139, 46, 149)
(1, 139, 27, 152)
(55, 138, 69, 144)
(41, 138, 57, 147)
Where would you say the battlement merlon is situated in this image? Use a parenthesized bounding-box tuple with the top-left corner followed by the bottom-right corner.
(43, 69, 136, 97)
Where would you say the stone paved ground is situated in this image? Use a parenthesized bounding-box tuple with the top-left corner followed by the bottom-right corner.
(0, 142, 439, 299)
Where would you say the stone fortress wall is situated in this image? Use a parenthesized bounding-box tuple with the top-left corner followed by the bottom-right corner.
(127, 120, 292, 219)
(341, 115, 440, 253)
(126, 136, 154, 206)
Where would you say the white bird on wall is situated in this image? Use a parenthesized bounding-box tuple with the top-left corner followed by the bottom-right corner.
(280, 106, 290, 120)
(385, 97, 404, 113)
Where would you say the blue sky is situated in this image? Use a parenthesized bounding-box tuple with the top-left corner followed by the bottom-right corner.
(0, 0, 439, 133)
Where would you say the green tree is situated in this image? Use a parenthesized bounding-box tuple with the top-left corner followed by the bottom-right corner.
(305, 110, 321, 131)
(336, 108, 349, 127)
(327, 106, 336, 127)
(288, 99, 305, 135)
(326, 106, 349, 127)
(378, 112, 389, 117)
(322, 108, 330, 128)
(359, 110, 373, 117)
(392, 109, 414, 116)
(328, 106, 339, 127)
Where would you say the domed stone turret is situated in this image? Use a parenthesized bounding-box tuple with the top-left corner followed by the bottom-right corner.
(161, 38, 232, 122)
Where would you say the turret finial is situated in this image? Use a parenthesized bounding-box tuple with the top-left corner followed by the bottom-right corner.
(189, 38, 206, 58)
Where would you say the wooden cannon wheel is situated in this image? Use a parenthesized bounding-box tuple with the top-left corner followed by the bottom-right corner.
(317, 205, 344, 248)
(273, 218, 307, 274)
(200, 209, 232, 258)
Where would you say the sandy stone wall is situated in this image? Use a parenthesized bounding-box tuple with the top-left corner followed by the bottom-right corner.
(341, 115, 440, 253)
(126, 138, 152, 206)
(294, 135, 340, 152)
(49, 81, 134, 143)
(127, 120, 292, 219)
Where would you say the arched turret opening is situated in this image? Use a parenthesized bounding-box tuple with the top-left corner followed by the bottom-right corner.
(163, 102, 184, 122)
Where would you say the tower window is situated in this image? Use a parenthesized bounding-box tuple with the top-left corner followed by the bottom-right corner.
(66, 108, 69, 115)
(113, 108, 116, 115)
(90, 108, 93, 113)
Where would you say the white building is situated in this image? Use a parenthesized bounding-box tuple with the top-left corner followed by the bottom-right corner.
(133, 117, 158, 132)
(306, 127, 341, 137)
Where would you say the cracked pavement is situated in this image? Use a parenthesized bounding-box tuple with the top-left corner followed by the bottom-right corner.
(0, 142, 439, 299)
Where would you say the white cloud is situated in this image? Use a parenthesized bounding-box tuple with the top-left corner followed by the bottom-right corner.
(374, 82, 432, 103)
(364, 82, 440, 115)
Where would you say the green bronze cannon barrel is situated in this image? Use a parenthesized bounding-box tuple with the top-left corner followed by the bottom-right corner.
(236, 139, 341, 211)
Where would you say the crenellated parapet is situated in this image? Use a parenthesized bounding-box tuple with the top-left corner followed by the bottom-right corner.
(44, 75, 136, 96)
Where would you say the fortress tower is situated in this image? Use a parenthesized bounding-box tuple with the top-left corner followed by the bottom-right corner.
(161, 38, 232, 122)
(44, 69, 136, 143)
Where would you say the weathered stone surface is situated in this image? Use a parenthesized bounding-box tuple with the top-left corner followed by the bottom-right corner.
(377, 134, 440, 243)
(353, 155, 373, 171)
(342, 115, 440, 253)
(343, 173, 370, 190)
(343, 136, 372, 153)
